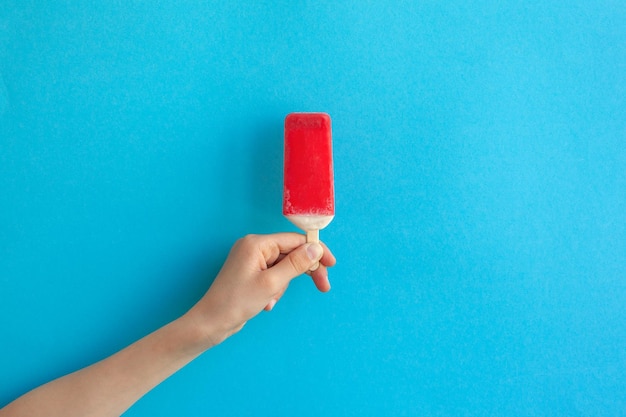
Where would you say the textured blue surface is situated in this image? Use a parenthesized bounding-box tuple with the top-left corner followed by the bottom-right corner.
(1, 2, 625, 416)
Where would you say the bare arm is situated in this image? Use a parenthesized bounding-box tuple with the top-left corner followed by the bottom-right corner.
(0, 233, 336, 417)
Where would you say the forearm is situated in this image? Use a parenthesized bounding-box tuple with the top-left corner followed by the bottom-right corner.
(0, 312, 219, 417)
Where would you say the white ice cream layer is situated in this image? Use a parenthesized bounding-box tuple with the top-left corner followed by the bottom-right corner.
(285, 214, 334, 231)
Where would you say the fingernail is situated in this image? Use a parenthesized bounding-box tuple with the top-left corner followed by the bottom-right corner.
(306, 243, 323, 260)
(267, 299, 277, 310)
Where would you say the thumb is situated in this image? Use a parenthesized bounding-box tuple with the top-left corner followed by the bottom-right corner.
(267, 242, 324, 283)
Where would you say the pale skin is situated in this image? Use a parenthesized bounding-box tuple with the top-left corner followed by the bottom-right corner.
(0, 233, 336, 417)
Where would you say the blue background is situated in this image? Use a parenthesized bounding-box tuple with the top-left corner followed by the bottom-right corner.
(1, 2, 625, 416)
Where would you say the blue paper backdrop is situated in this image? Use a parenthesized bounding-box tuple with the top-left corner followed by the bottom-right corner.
(1, 2, 625, 416)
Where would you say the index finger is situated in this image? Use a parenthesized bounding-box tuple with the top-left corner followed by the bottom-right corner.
(259, 232, 307, 265)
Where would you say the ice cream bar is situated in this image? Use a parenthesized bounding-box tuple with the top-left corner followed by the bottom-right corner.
(283, 112, 334, 246)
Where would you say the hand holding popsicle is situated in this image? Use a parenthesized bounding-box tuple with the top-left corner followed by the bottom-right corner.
(0, 233, 336, 417)
(0, 114, 337, 417)
(283, 112, 335, 270)
(0, 115, 337, 417)
(190, 233, 336, 341)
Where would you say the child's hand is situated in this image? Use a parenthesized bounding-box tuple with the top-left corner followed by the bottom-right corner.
(187, 233, 336, 345)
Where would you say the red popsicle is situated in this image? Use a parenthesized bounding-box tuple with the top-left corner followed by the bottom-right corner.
(283, 112, 334, 247)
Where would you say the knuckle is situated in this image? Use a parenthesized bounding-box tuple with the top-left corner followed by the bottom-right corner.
(234, 234, 258, 255)
(238, 234, 258, 248)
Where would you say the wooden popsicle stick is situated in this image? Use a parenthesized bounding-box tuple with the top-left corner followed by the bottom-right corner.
(306, 229, 319, 243)
(306, 229, 320, 271)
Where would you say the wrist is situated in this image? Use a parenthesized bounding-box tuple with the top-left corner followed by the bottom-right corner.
(181, 307, 237, 351)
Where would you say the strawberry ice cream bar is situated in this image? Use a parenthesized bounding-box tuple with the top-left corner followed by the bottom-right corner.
(283, 112, 334, 242)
